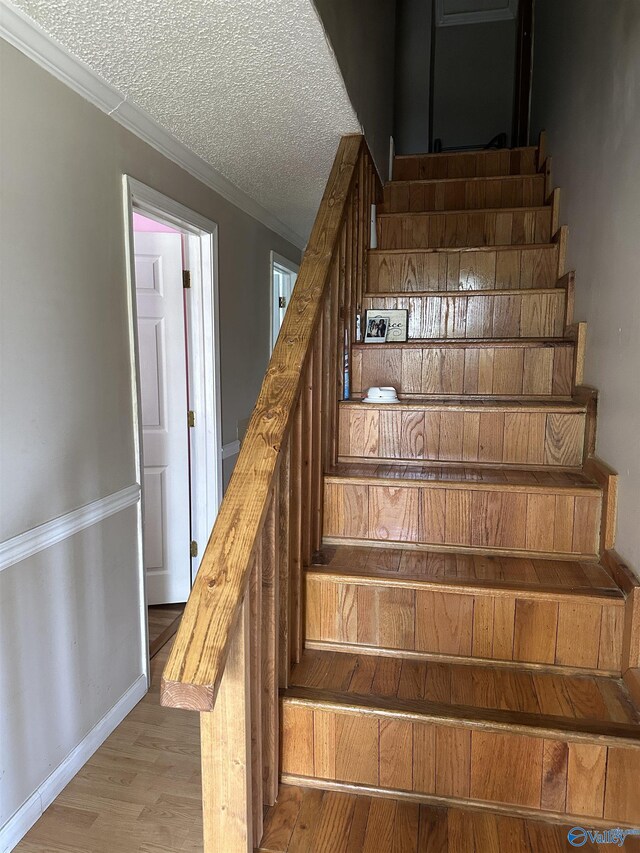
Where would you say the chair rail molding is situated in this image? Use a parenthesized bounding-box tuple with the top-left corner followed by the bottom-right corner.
(0, 484, 141, 573)
(0, 0, 305, 250)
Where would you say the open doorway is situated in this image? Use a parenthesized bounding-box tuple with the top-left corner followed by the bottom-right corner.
(123, 179, 222, 669)
(270, 251, 299, 351)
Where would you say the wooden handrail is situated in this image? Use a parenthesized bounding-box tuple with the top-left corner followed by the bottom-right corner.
(160, 134, 366, 712)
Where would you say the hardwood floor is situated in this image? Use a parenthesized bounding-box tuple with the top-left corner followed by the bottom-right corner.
(259, 784, 640, 852)
(14, 644, 204, 853)
(17, 637, 636, 852)
(148, 604, 185, 658)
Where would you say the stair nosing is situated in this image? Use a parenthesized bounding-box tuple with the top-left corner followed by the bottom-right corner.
(281, 686, 640, 748)
(339, 398, 587, 413)
(384, 173, 546, 188)
(305, 565, 624, 604)
(323, 472, 601, 496)
(364, 287, 562, 298)
(368, 243, 557, 255)
(351, 337, 572, 348)
(394, 146, 538, 160)
(378, 205, 550, 219)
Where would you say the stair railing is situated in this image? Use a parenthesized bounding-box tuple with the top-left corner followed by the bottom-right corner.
(161, 134, 379, 852)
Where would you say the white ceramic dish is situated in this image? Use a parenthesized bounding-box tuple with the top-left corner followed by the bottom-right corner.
(362, 386, 399, 403)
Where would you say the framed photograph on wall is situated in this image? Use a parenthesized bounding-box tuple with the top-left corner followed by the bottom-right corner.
(365, 309, 408, 343)
(364, 314, 390, 343)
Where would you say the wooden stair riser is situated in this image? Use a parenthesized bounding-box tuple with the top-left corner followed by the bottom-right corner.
(382, 174, 546, 214)
(362, 289, 567, 340)
(377, 208, 553, 251)
(281, 701, 640, 824)
(305, 573, 624, 671)
(351, 342, 575, 399)
(323, 479, 602, 559)
(393, 147, 539, 181)
(368, 242, 564, 294)
(338, 404, 586, 468)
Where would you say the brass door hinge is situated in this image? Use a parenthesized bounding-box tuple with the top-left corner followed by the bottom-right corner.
(182, 270, 191, 289)
(187, 410, 195, 428)
(278, 296, 286, 308)
(190, 540, 198, 558)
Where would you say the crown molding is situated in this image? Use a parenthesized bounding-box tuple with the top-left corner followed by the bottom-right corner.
(0, 0, 306, 250)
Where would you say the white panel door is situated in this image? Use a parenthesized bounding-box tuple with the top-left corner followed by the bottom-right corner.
(134, 231, 191, 605)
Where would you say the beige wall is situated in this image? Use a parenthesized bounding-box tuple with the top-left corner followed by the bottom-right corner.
(313, 0, 397, 177)
(394, 0, 433, 156)
(531, 0, 640, 573)
(433, 18, 516, 150)
(0, 39, 300, 830)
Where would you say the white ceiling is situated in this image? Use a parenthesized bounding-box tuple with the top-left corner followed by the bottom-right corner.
(7, 0, 361, 242)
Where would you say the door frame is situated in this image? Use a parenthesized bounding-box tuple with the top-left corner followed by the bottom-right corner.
(270, 250, 299, 352)
(122, 176, 223, 684)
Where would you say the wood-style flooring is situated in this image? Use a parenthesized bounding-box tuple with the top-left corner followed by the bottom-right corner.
(15, 643, 203, 853)
(148, 603, 184, 658)
(15, 639, 638, 853)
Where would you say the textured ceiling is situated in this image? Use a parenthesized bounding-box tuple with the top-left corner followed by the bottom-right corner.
(10, 0, 360, 241)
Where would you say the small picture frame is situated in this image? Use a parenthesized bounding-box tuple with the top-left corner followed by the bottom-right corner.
(364, 314, 390, 343)
(365, 309, 408, 343)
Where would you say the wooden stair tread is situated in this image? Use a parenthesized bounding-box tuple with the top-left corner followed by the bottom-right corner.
(286, 649, 640, 733)
(325, 463, 597, 491)
(369, 242, 557, 255)
(341, 397, 587, 413)
(259, 785, 616, 853)
(352, 337, 571, 349)
(395, 146, 538, 158)
(311, 545, 623, 597)
(365, 287, 561, 297)
(378, 205, 550, 218)
(385, 173, 546, 187)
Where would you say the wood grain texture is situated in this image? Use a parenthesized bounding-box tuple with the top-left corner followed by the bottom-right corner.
(258, 784, 617, 853)
(305, 572, 625, 672)
(323, 469, 601, 559)
(162, 135, 369, 711)
(382, 174, 546, 213)
(280, 693, 640, 823)
(201, 598, 253, 852)
(339, 402, 586, 467)
(393, 148, 538, 181)
(377, 208, 552, 251)
(351, 341, 575, 399)
(368, 245, 560, 295)
(363, 289, 566, 339)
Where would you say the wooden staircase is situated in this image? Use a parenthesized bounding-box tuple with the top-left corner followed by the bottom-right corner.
(162, 136, 639, 852)
(279, 141, 640, 831)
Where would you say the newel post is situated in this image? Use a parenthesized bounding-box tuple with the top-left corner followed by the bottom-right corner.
(199, 596, 253, 852)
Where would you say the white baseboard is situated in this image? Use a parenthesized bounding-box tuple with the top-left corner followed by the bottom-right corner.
(0, 674, 147, 853)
